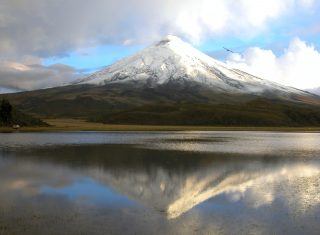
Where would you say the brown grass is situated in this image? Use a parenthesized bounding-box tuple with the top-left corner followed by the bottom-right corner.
(1, 118, 320, 133)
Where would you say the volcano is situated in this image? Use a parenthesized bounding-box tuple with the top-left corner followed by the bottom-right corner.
(3, 36, 320, 126)
(76, 35, 308, 98)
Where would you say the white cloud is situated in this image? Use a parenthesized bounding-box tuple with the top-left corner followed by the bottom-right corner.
(226, 38, 320, 90)
(0, 0, 315, 58)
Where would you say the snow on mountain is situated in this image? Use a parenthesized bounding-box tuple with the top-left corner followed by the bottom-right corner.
(77, 35, 306, 95)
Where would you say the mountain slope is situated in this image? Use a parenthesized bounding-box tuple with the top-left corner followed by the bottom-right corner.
(2, 36, 320, 126)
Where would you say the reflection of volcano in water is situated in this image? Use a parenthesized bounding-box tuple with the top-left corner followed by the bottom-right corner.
(8, 144, 320, 219)
(89, 157, 320, 219)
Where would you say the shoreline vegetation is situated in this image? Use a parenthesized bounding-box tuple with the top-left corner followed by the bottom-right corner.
(1, 118, 320, 133)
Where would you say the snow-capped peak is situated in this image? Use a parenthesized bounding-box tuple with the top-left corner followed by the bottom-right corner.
(154, 35, 182, 44)
(77, 35, 305, 95)
(156, 35, 225, 63)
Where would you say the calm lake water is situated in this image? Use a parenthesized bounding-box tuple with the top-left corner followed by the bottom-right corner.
(0, 131, 320, 235)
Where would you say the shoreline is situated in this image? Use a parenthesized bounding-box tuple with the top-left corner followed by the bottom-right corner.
(1, 118, 320, 133)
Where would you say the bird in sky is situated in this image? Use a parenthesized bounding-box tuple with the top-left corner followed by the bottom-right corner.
(223, 47, 236, 53)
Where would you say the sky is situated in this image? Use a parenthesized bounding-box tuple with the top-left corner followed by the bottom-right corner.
(0, 0, 320, 93)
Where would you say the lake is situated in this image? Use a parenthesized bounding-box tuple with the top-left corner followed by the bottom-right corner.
(0, 131, 320, 234)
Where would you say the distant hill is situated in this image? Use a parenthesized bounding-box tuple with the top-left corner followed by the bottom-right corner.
(2, 36, 320, 127)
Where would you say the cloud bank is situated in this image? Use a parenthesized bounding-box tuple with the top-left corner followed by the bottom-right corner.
(227, 38, 320, 90)
(0, 59, 80, 91)
(0, 0, 315, 59)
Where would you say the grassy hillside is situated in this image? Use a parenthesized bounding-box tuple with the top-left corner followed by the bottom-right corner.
(10, 109, 48, 127)
(89, 100, 320, 126)
(2, 83, 320, 127)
